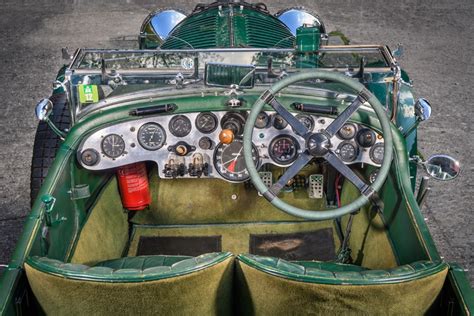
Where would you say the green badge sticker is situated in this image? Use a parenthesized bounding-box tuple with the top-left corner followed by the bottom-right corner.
(78, 84, 99, 103)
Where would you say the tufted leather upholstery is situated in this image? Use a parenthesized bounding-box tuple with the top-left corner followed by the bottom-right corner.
(238, 253, 447, 284)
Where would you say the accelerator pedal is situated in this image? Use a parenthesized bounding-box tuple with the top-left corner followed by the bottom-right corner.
(258, 172, 273, 196)
(308, 174, 324, 199)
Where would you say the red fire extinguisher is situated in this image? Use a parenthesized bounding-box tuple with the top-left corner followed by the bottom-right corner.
(117, 162, 151, 211)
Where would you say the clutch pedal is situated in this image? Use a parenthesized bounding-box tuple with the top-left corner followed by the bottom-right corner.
(308, 174, 324, 199)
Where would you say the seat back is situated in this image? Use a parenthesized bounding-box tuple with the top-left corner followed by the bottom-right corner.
(25, 252, 233, 315)
(236, 254, 448, 315)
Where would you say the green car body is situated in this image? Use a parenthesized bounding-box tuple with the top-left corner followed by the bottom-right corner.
(0, 1, 472, 314)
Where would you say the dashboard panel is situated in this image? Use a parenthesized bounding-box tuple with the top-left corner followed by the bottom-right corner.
(77, 111, 384, 182)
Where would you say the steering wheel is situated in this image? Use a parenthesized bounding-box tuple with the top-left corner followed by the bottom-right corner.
(243, 71, 393, 220)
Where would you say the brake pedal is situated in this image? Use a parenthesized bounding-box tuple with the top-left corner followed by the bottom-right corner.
(308, 174, 324, 199)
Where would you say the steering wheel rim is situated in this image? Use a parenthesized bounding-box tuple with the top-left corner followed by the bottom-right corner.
(243, 70, 393, 220)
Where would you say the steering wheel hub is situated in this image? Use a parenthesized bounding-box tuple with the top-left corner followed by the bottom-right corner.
(307, 133, 331, 157)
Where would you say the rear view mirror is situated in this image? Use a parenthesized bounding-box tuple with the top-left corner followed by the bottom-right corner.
(425, 154, 460, 181)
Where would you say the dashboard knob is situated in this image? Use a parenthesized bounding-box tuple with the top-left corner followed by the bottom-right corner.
(219, 129, 234, 144)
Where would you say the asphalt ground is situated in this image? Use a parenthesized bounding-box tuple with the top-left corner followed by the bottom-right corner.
(0, 0, 472, 284)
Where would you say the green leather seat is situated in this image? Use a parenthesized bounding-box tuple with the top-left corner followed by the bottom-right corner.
(25, 252, 233, 315)
(236, 253, 449, 315)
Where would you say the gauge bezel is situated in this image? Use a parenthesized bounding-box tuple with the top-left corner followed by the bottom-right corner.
(356, 128, 376, 147)
(213, 138, 260, 182)
(369, 143, 384, 165)
(101, 134, 126, 158)
(137, 122, 166, 151)
(337, 122, 358, 140)
(293, 114, 315, 132)
(269, 134, 300, 165)
(255, 111, 270, 129)
(169, 114, 192, 137)
(272, 114, 288, 130)
(337, 141, 359, 162)
(195, 112, 218, 134)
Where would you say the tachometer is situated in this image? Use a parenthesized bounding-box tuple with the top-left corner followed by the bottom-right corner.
(195, 112, 218, 134)
(137, 123, 166, 150)
(269, 135, 299, 165)
(337, 142, 358, 162)
(213, 139, 259, 182)
(169, 115, 192, 137)
(101, 134, 125, 158)
(370, 143, 384, 164)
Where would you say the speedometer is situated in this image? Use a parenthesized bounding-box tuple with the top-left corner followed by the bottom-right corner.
(137, 123, 166, 150)
(213, 139, 259, 182)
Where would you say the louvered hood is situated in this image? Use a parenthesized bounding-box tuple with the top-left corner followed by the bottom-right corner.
(160, 2, 295, 49)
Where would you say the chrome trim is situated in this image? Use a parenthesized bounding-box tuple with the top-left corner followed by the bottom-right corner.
(275, 7, 326, 35)
(139, 9, 186, 46)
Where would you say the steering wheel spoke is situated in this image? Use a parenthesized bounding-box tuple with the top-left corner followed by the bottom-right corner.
(268, 151, 313, 197)
(324, 151, 373, 197)
(325, 90, 370, 137)
(261, 90, 310, 138)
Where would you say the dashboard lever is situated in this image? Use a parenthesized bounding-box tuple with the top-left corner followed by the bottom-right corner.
(129, 103, 177, 116)
(292, 102, 338, 116)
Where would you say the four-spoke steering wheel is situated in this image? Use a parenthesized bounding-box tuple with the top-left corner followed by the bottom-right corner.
(243, 71, 393, 220)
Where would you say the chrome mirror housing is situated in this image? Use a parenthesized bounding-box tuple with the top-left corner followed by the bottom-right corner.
(425, 154, 460, 181)
(275, 8, 326, 36)
(35, 99, 53, 121)
(140, 9, 186, 47)
(415, 98, 432, 121)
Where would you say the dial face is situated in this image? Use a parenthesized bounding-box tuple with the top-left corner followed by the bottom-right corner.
(195, 112, 218, 133)
(101, 134, 125, 158)
(356, 128, 376, 147)
(213, 139, 259, 182)
(169, 115, 192, 137)
(273, 114, 288, 130)
(370, 143, 384, 164)
(294, 114, 314, 132)
(338, 123, 357, 140)
(255, 111, 270, 129)
(269, 135, 299, 165)
(337, 142, 358, 162)
(198, 136, 213, 150)
(137, 123, 166, 150)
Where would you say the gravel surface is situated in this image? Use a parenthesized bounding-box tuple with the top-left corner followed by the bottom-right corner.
(0, 0, 472, 284)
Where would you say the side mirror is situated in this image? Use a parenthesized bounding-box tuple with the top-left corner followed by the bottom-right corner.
(415, 98, 432, 121)
(35, 99, 53, 121)
(425, 154, 460, 181)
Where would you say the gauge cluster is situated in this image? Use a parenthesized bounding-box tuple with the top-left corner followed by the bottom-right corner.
(77, 111, 384, 182)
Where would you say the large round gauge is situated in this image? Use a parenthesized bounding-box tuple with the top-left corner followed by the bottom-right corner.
(337, 142, 359, 162)
(269, 135, 299, 165)
(101, 134, 125, 158)
(214, 139, 259, 182)
(356, 128, 376, 147)
(255, 112, 270, 129)
(294, 114, 314, 132)
(195, 112, 218, 134)
(169, 115, 192, 137)
(370, 143, 384, 164)
(338, 123, 357, 140)
(137, 123, 166, 150)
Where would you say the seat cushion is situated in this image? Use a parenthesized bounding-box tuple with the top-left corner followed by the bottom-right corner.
(236, 254, 449, 315)
(25, 252, 234, 315)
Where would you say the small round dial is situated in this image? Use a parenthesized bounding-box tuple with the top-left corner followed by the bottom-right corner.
(195, 112, 218, 133)
(338, 123, 357, 140)
(255, 112, 270, 129)
(169, 115, 192, 137)
(213, 139, 259, 182)
(337, 142, 358, 162)
(101, 134, 125, 158)
(294, 114, 314, 132)
(370, 143, 384, 164)
(138, 123, 166, 150)
(198, 136, 213, 150)
(356, 128, 376, 147)
(273, 114, 288, 130)
(269, 135, 299, 165)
